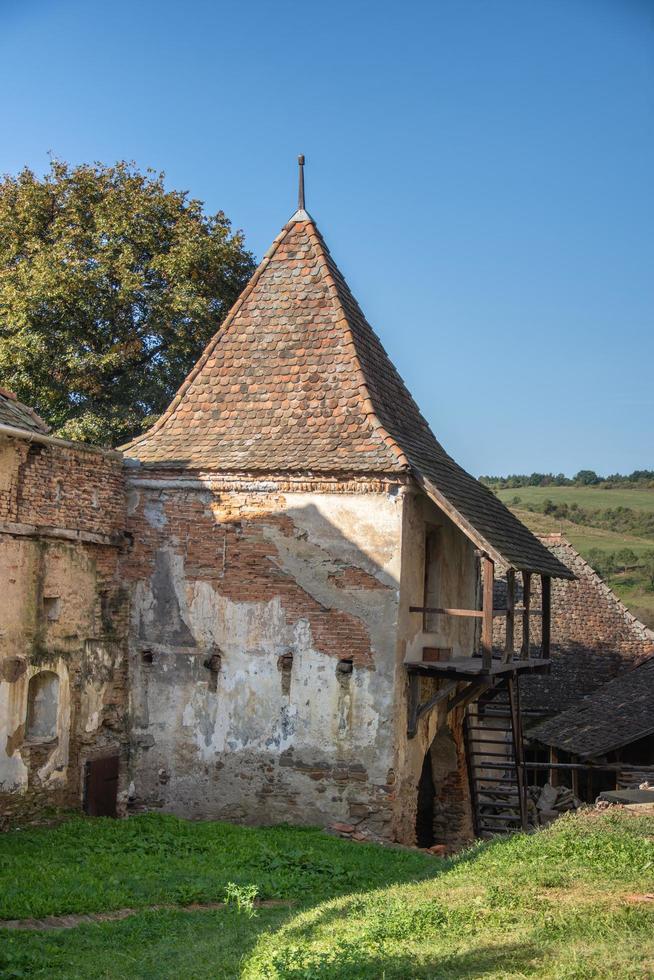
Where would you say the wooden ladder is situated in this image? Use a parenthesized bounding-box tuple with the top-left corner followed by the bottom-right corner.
(465, 678, 528, 837)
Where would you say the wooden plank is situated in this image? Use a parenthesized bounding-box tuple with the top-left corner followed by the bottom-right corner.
(541, 575, 551, 660)
(504, 569, 515, 664)
(521, 572, 531, 658)
(404, 657, 550, 679)
(410, 606, 483, 618)
(410, 605, 534, 618)
(481, 557, 494, 670)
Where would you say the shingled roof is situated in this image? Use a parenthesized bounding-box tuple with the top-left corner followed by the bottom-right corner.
(123, 208, 571, 579)
(529, 656, 654, 758)
(0, 388, 50, 435)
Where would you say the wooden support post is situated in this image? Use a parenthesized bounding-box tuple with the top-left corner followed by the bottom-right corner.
(407, 672, 421, 739)
(521, 572, 531, 659)
(541, 575, 551, 660)
(549, 747, 559, 787)
(504, 569, 515, 663)
(481, 557, 494, 670)
(507, 676, 528, 831)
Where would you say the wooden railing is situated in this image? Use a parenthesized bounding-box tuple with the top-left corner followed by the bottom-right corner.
(409, 556, 552, 669)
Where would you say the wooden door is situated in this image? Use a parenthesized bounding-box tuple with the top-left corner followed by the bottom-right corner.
(85, 755, 119, 817)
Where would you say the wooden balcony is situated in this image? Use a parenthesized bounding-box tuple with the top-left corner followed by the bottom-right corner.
(405, 557, 552, 741)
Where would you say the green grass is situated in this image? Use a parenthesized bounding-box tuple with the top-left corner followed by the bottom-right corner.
(0, 813, 434, 919)
(499, 497, 654, 627)
(2, 810, 654, 978)
(496, 486, 654, 513)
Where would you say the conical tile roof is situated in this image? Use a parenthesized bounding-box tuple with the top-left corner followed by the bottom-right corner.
(123, 211, 571, 579)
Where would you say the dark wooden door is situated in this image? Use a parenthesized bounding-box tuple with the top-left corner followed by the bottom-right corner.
(85, 755, 119, 817)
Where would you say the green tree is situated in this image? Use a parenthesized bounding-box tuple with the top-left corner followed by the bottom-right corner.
(574, 469, 601, 485)
(0, 160, 255, 445)
(642, 552, 654, 592)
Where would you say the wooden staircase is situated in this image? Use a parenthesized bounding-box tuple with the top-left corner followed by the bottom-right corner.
(465, 678, 528, 837)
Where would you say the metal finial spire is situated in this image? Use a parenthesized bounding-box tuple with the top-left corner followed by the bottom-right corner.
(297, 155, 305, 210)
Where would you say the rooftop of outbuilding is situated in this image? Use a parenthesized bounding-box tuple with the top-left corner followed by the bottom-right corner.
(530, 655, 654, 757)
(0, 387, 50, 435)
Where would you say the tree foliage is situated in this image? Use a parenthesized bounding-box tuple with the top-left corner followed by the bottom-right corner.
(0, 160, 256, 445)
(480, 470, 654, 489)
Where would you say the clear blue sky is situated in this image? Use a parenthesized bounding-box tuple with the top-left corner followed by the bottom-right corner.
(2, 0, 653, 476)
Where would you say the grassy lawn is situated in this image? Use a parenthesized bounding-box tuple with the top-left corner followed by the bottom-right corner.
(2, 810, 654, 978)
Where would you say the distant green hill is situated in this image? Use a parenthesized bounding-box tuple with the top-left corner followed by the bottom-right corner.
(494, 485, 654, 629)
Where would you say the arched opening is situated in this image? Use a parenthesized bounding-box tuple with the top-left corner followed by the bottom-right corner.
(26, 671, 59, 741)
(415, 723, 472, 850)
(416, 753, 436, 847)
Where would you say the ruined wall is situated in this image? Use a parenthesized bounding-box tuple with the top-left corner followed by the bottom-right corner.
(0, 435, 128, 818)
(123, 469, 404, 837)
(493, 536, 654, 718)
(393, 489, 477, 847)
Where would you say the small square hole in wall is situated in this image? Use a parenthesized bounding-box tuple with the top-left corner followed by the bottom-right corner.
(43, 596, 61, 622)
(141, 650, 154, 665)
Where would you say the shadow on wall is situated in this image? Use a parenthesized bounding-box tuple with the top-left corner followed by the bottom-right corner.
(131, 497, 403, 666)
(126, 492, 409, 834)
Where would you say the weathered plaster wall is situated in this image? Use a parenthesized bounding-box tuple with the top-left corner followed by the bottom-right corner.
(124, 472, 404, 835)
(392, 490, 477, 846)
(0, 435, 128, 818)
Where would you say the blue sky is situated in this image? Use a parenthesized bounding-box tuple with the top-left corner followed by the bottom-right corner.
(1, 0, 652, 476)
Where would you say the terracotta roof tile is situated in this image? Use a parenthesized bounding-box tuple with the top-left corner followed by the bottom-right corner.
(123, 212, 570, 578)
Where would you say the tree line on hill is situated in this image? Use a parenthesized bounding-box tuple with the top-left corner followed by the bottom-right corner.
(480, 470, 654, 489)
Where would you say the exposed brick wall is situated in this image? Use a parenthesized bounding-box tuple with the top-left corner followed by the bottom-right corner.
(0, 436, 124, 538)
(493, 536, 654, 718)
(0, 435, 129, 821)
(123, 485, 382, 667)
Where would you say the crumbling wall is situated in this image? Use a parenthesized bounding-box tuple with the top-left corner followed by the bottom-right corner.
(0, 435, 128, 820)
(393, 489, 477, 847)
(124, 470, 404, 836)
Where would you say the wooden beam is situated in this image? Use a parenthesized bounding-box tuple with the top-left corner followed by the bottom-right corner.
(407, 676, 459, 738)
(504, 569, 515, 664)
(447, 679, 494, 714)
(541, 575, 551, 660)
(407, 672, 421, 739)
(410, 606, 483, 619)
(409, 605, 538, 618)
(481, 557, 494, 670)
(521, 572, 531, 658)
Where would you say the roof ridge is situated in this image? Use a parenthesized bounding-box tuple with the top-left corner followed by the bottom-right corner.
(305, 223, 410, 471)
(121, 219, 295, 453)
